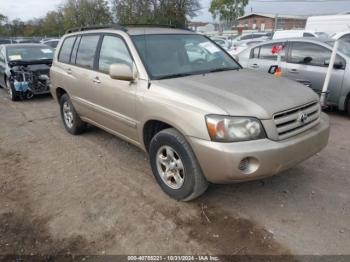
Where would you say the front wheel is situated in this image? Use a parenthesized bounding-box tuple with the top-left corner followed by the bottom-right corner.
(149, 128, 208, 201)
(6, 78, 18, 101)
(59, 94, 86, 135)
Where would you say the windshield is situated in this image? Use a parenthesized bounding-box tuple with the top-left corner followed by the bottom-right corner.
(132, 34, 240, 80)
(326, 40, 350, 57)
(6, 45, 54, 62)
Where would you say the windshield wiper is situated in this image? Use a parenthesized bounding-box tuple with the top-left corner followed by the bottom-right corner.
(208, 68, 239, 73)
(157, 73, 194, 80)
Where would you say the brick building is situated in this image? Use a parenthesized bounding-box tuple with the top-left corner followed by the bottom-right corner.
(236, 13, 307, 31)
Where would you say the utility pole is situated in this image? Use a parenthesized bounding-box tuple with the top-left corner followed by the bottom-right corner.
(321, 40, 339, 107)
(274, 14, 278, 33)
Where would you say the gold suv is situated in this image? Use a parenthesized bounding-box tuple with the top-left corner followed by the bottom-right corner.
(50, 25, 330, 201)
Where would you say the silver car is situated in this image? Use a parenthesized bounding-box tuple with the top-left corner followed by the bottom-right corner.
(238, 38, 350, 115)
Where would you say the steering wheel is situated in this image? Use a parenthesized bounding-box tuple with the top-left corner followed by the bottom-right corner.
(192, 59, 206, 65)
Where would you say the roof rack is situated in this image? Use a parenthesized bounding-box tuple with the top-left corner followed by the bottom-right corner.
(65, 24, 127, 34)
(65, 23, 192, 35)
(122, 23, 192, 31)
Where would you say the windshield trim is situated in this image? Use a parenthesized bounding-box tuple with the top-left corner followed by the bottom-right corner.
(131, 33, 241, 80)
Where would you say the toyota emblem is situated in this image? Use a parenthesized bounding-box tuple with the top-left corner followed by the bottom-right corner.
(298, 111, 309, 124)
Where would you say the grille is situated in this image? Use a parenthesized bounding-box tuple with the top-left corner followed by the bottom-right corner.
(273, 102, 321, 140)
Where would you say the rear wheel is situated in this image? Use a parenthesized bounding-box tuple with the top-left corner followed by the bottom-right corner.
(59, 94, 86, 135)
(6, 78, 18, 101)
(149, 128, 208, 201)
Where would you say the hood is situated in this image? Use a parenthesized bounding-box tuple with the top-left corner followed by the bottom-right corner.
(154, 69, 319, 119)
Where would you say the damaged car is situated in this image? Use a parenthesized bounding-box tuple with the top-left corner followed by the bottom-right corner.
(0, 44, 53, 101)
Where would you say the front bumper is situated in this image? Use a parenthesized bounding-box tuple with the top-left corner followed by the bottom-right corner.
(188, 113, 330, 183)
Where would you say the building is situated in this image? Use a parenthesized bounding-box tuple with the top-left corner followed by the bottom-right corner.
(236, 13, 307, 31)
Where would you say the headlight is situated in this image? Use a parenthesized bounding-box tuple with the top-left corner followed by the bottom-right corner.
(205, 115, 266, 142)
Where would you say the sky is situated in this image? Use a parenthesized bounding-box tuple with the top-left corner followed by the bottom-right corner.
(0, 0, 350, 22)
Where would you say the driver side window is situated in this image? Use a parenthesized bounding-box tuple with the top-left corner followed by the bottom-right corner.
(98, 35, 133, 74)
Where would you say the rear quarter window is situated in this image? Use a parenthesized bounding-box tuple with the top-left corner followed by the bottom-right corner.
(251, 47, 260, 58)
(58, 36, 76, 63)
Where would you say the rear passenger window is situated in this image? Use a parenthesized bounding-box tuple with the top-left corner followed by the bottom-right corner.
(76, 35, 100, 69)
(98, 35, 133, 73)
(259, 43, 285, 61)
(58, 37, 76, 63)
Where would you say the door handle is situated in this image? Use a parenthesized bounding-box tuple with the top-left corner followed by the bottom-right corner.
(93, 76, 101, 84)
(289, 69, 298, 73)
(66, 68, 72, 75)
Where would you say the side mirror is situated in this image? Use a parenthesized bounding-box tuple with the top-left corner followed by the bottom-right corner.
(303, 56, 313, 64)
(324, 59, 344, 69)
(109, 63, 135, 81)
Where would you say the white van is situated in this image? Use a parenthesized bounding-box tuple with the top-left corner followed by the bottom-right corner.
(273, 30, 321, 39)
(306, 14, 350, 35)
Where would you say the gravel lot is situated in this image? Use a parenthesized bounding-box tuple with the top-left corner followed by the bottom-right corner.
(0, 88, 349, 257)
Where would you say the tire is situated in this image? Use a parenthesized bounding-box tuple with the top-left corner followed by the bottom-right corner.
(59, 93, 86, 135)
(149, 128, 208, 201)
(6, 78, 19, 101)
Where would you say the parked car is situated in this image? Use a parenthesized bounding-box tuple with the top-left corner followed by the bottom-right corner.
(238, 38, 350, 115)
(15, 38, 41, 44)
(0, 38, 13, 45)
(42, 38, 61, 49)
(233, 32, 271, 44)
(210, 37, 231, 50)
(50, 25, 329, 201)
(332, 31, 350, 43)
(273, 30, 328, 39)
(0, 44, 53, 100)
(228, 39, 265, 58)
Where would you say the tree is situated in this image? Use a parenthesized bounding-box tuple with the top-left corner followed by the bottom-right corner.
(112, 0, 151, 24)
(112, 0, 201, 27)
(41, 11, 65, 36)
(0, 14, 7, 24)
(209, 0, 248, 26)
(0, 13, 10, 36)
(62, 0, 113, 29)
